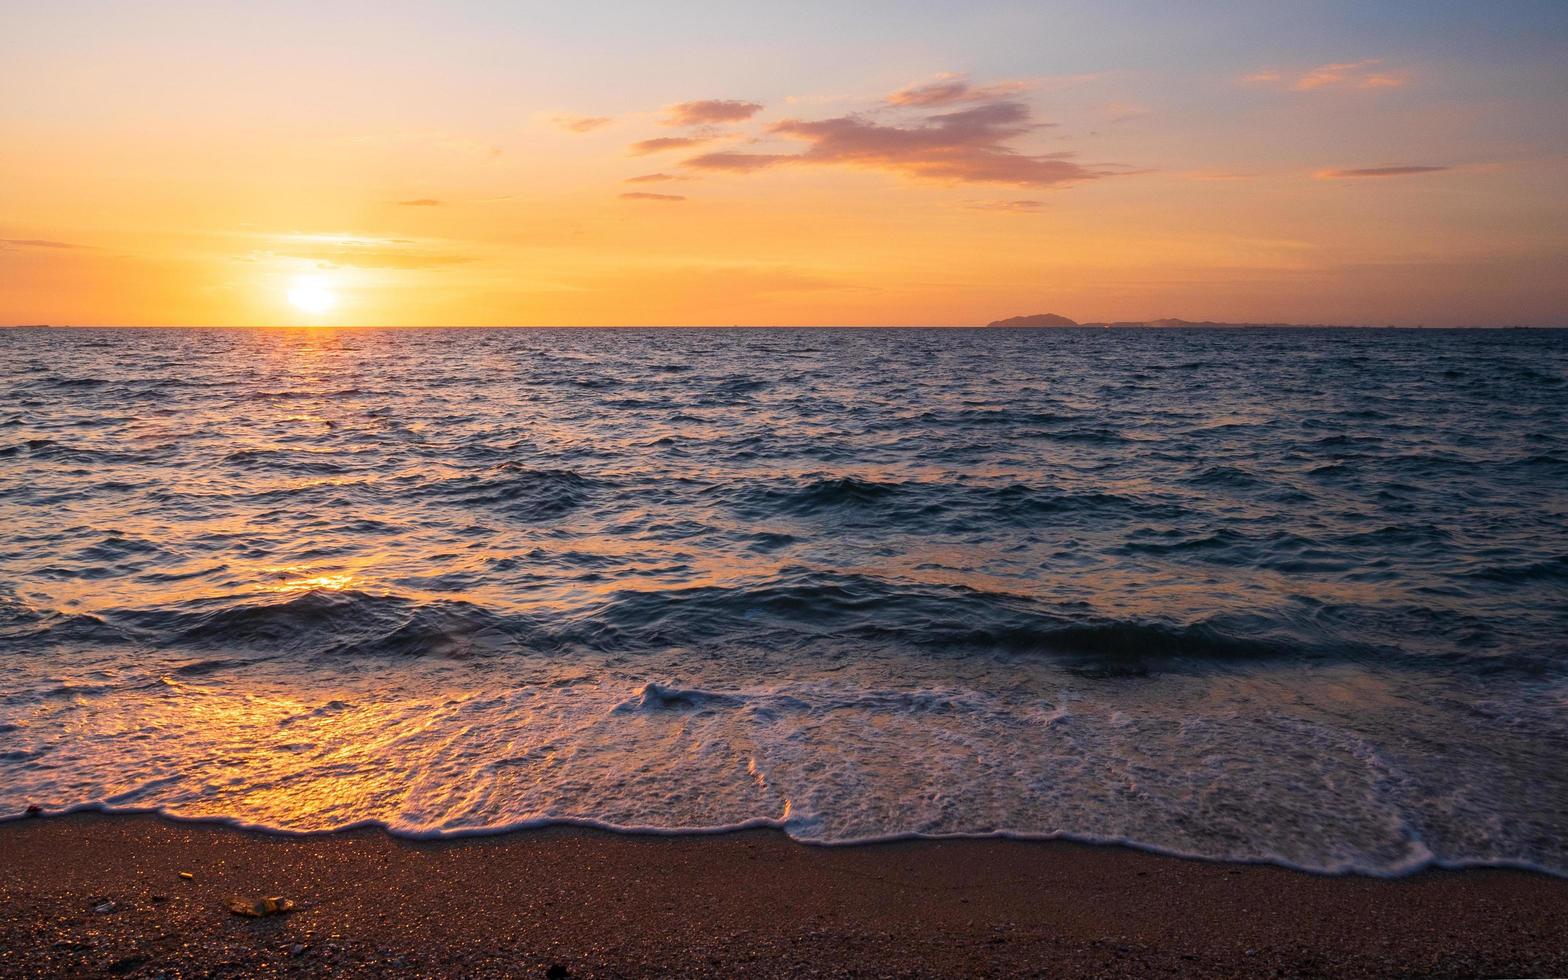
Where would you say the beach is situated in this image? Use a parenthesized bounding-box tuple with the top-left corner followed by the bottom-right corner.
(2, 813, 1565, 978)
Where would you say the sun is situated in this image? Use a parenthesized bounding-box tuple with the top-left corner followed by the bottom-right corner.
(286, 275, 337, 316)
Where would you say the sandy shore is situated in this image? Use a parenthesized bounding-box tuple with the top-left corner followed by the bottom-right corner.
(1, 813, 1565, 977)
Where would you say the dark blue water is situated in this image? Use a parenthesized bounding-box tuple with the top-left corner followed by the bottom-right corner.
(2, 326, 1565, 873)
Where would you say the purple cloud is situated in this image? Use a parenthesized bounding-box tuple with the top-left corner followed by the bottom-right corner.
(1317, 166, 1448, 178)
(887, 73, 1029, 107)
(553, 115, 612, 133)
(665, 100, 763, 126)
(965, 199, 1048, 212)
(630, 136, 713, 155)
(1241, 60, 1408, 92)
(685, 100, 1101, 188)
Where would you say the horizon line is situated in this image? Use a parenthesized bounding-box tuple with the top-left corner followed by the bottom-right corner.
(3, 323, 1561, 331)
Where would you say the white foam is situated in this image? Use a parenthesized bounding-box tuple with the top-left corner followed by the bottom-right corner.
(3, 652, 1566, 878)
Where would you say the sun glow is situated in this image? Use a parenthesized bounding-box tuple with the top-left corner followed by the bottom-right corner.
(286, 276, 337, 317)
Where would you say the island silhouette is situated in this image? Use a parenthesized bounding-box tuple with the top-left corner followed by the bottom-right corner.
(985, 314, 1373, 328)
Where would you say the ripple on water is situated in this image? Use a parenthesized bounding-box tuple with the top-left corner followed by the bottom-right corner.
(0, 326, 1565, 874)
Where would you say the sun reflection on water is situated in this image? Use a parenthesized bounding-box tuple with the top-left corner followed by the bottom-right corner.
(265, 568, 356, 594)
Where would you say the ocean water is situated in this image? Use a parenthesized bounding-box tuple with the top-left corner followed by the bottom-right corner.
(2, 326, 1566, 875)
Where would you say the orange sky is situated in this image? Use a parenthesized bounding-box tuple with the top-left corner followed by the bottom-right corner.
(3, 2, 1566, 326)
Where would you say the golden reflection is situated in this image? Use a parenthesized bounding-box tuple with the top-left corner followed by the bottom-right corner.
(266, 568, 355, 593)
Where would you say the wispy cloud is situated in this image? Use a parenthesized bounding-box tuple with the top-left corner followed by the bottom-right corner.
(2, 238, 82, 249)
(630, 135, 712, 155)
(552, 114, 612, 133)
(887, 73, 1030, 108)
(1242, 59, 1409, 92)
(664, 99, 763, 126)
(1317, 165, 1448, 179)
(261, 236, 471, 269)
(685, 100, 1104, 188)
(682, 151, 784, 172)
(965, 199, 1048, 212)
(1183, 170, 1262, 182)
(396, 198, 444, 207)
(619, 191, 686, 202)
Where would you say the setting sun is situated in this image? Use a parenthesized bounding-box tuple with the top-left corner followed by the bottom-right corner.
(286, 276, 337, 317)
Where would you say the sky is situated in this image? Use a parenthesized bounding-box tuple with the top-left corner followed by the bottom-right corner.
(2, 0, 1566, 326)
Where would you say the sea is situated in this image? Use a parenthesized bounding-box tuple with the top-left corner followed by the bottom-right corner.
(2, 326, 1565, 876)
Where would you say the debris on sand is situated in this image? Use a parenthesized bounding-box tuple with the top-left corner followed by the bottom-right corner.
(225, 896, 296, 918)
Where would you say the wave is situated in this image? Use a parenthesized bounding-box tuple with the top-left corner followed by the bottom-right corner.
(11, 571, 1322, 673)
(1464, 555, 1568, 584)
(742, 476, 903, 516)
(109, 589, 534, 659)
(614, 681, 747, 712)
(427, 465, 614, 520)
(0, 593, 128, 649)
(5, 326, 1567, 881)
(723, 477, 1188, 525)
(556, 568, 1318, 671)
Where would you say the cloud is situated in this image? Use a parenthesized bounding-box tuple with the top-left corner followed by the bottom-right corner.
(965, 199, 1048, 212)
(1317, 166, 1448, 179)
(1242, 59, 1409, 92)
(887, 73, 1030, 107)
(624, 172, 687, 183)
(396, 198, 444, 207)
(1183, 170, 1262, 182)
(619, 192, 687, 202)
(2, 238, 82, 249)
(664, 99, 763, 126)
(684, 100, 1103, 188)
(553, 114, 612, 133)
(682, 151, 787, 172)
(630, 136, 713, 155)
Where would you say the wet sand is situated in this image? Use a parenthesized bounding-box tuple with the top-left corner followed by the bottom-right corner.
(1, 812, 1565, 977)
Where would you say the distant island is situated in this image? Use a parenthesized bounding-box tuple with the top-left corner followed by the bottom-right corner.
(985, 313, 1081, 328)
(984, 314, 1371, 329)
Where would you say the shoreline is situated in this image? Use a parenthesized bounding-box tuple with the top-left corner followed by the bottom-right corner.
(3, 813, 1565, 977)
(12, 804, 1565, 880)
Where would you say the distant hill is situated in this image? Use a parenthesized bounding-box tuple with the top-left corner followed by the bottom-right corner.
(985, 313, 1080, 328)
